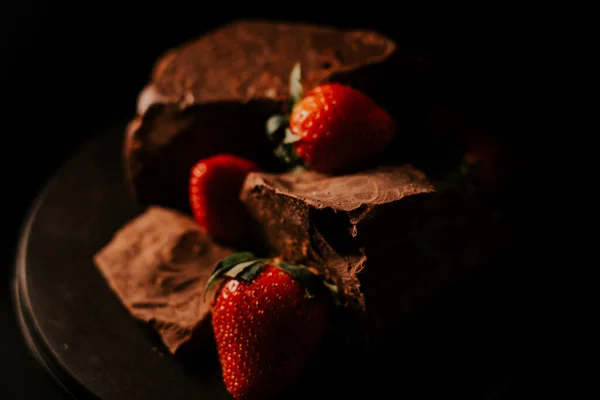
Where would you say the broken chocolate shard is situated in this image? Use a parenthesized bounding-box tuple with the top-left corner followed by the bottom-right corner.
(240, 165, 510, 339)
(93, 206, 233, 354)
(125, 20, 427, 212)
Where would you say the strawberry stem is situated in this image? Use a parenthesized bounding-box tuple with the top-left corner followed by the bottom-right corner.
(265, 62, 307, 171)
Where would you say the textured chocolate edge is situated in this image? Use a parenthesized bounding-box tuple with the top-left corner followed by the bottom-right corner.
(93, 207, 233, 354)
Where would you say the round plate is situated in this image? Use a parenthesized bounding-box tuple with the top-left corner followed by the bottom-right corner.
(12, 122, 521, 400)
(12, 123, 228, 400)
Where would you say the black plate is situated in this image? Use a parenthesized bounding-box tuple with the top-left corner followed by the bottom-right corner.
(12, 123, 229, 400)
(13, 122, 522, 400)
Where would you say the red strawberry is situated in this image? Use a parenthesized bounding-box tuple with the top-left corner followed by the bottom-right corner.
(189, 154, 258, 245)
(267, 63, 396, 173)
(206, 252, 335, 400)
(436, 127, 512, 199)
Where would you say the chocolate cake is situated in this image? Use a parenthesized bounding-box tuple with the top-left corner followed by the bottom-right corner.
(125, 20, 427, 212)
(90, 19, 512, 399)
(94, 207, 233, 354)
(240, 165, 510, 339)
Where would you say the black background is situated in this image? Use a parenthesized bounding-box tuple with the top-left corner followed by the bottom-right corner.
(1, 3, 533, 398)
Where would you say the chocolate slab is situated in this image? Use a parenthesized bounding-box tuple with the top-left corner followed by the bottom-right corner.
(125, 20, 427, 212)
(240, 166, 510, 338)
(93, 206, 233, 354)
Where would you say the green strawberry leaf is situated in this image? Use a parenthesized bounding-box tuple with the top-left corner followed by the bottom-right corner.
(238, 259, 269, 281)
(204, 252, 257, 299)
(272, 260, 339, 301)
(212, 252, 257, 275)
(289, 62, 303, 107)
(266, 114, 289, 143)
(207, 253, 344, 306)
(223, 258, 269, 281)
(224, 260, 261, 278)
(274, 143, 306, 169)
(274, 143, 291, 162)
(266, 62, 308, 170)
(282, 128, 301, 144)
(322, 280, 343, 307)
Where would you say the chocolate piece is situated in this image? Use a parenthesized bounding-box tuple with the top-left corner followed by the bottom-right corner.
(240, 166, 509, 339)
(125, 20, 427, 212)
(93, 207, 233, 354)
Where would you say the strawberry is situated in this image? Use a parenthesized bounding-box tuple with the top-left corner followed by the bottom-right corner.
(189, 154, 259, 245)
(434, 126, 511, 200)
(205, 252, 336, 400)
(267, 63, 396, 173)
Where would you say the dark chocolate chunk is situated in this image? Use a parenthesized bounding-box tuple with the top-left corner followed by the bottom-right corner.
(240, 166, 510, 339)
(125, 20, 427, 212)
(93, 206, 233, 354)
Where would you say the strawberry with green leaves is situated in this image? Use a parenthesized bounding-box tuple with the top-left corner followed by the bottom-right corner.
(267, 63, 396, 173)
(206, 252, 337, 400)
